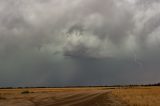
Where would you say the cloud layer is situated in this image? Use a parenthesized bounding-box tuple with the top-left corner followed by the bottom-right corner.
(0, 0, 160, 87)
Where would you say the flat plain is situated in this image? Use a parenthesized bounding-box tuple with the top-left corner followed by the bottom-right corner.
(0, 87, 160, 106)
(112, 86, 160, 106)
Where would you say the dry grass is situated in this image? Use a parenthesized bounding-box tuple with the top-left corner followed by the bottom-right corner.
(1, 87, 160, 106)
(0, 93, 6, 100)
(112, 86, 160, 106)
(0, 87, 104, 94)
(0, 87, 111, 106)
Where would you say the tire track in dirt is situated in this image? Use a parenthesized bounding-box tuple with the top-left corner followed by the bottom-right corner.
(0, 89, 126, 106)
(44, 90, 126, 106)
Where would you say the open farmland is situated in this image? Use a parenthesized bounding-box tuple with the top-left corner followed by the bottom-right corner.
(0, 87, 160, 106)
(112, 86, 160, 106)
(0, 87, 125, 106)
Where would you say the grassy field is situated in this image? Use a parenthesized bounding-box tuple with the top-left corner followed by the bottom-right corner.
(0, 86, 160, 106)
(0, 87, 120, 106)
(112, 86, 160, 106)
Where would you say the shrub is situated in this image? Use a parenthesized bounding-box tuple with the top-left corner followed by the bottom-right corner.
(21, 90, 30, 94)
(0, 94, 6, 100)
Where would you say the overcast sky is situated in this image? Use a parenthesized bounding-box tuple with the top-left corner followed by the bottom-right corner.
(0, 0, 160, 87)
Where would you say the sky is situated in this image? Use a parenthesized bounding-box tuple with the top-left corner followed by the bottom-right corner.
(0, 0, 160, 87)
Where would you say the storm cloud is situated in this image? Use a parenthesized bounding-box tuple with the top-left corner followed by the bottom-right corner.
(0, 0, 160, 87)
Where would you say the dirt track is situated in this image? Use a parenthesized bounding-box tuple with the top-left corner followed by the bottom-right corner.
(0, 88, 126, 106)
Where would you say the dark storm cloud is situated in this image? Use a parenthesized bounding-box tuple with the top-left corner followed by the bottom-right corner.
(0, 0, 160, 87)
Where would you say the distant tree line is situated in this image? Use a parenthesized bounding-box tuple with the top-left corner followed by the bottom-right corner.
(0, 82, 160, 89)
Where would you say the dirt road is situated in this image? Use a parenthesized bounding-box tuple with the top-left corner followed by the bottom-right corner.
(0, 88, 126, 106)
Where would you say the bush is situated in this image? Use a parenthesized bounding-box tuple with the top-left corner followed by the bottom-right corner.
(0, 94, 6, 100)
(21, 90, 30, 94)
